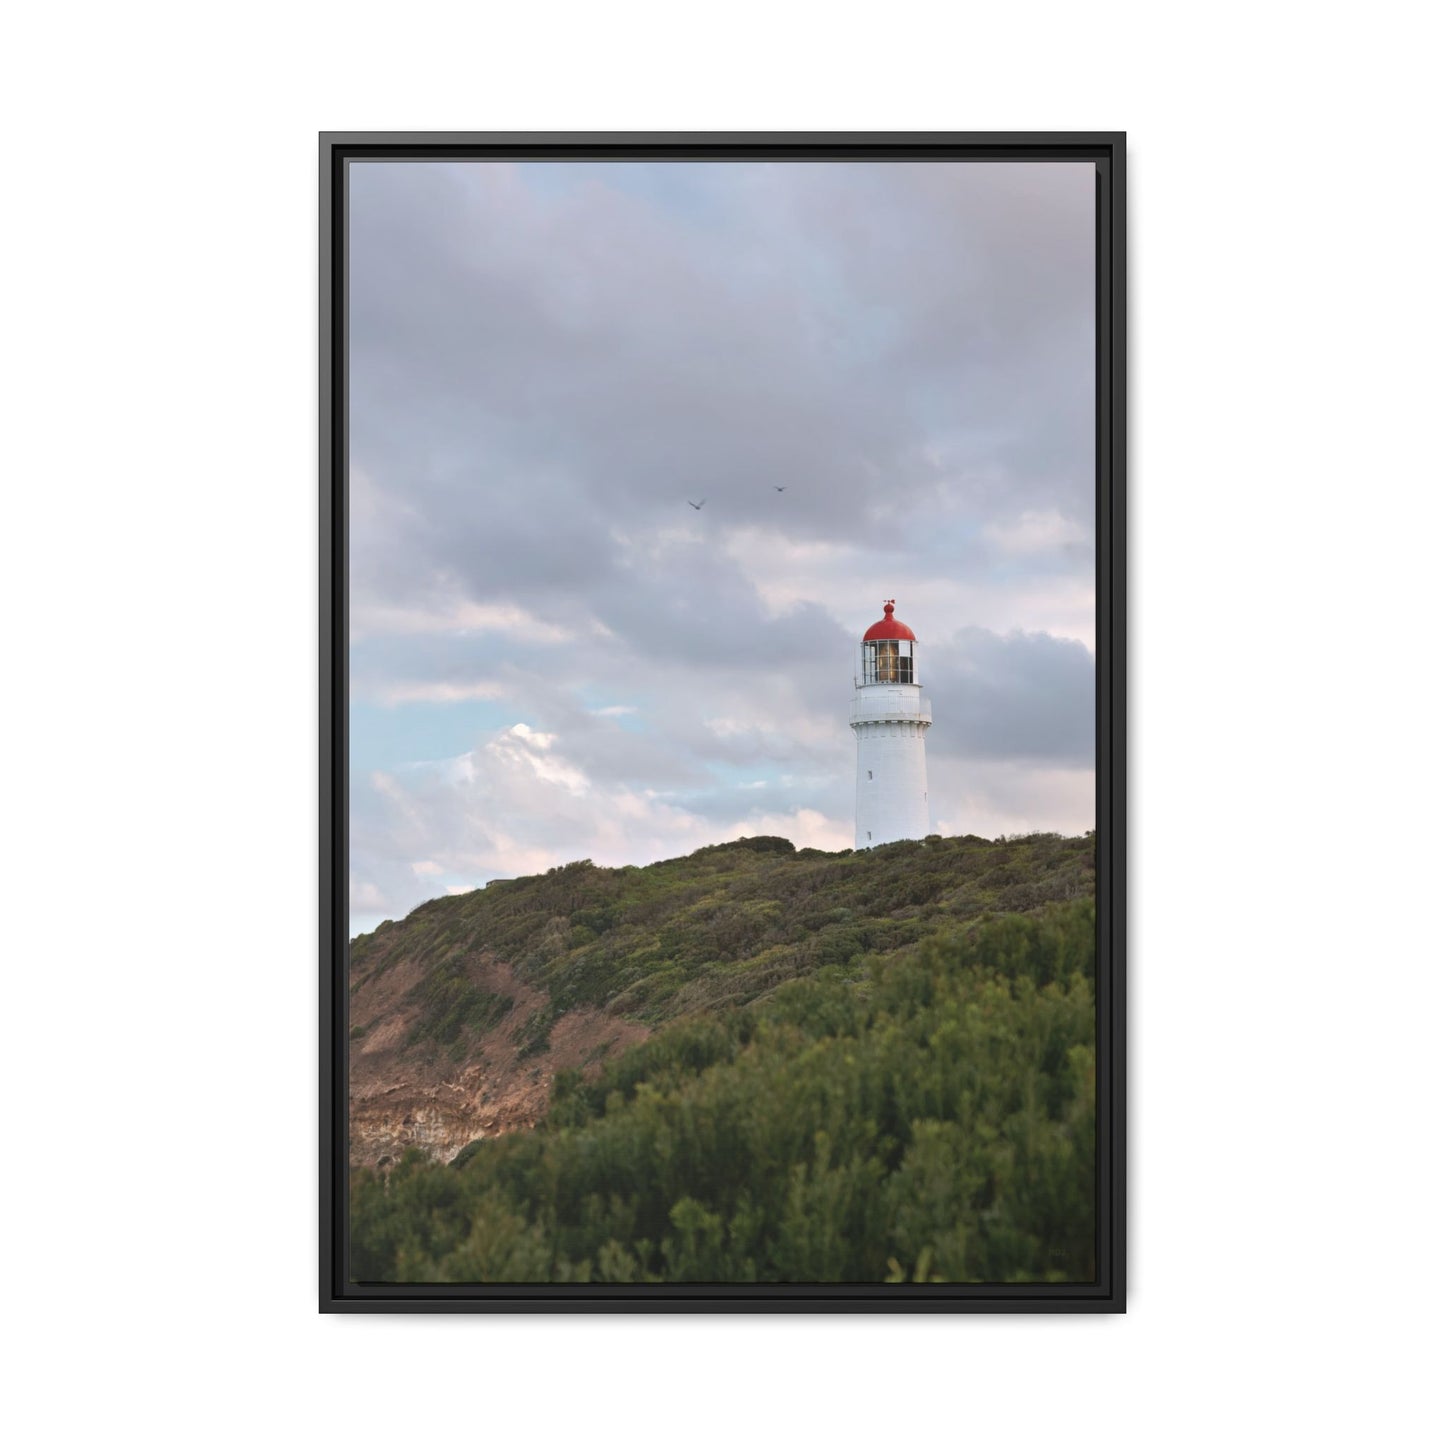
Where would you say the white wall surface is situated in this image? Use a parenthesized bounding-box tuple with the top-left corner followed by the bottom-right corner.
(854, 722, 931, 845)
(3, 4, 1442, 1443)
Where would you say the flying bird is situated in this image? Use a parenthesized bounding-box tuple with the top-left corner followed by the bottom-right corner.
(688, 499, 706, 510)
(774, 486, 786, 492)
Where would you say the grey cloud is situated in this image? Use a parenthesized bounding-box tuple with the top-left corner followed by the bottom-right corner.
(925, 628, 1095, 765)
(348, 160, 1093, 572)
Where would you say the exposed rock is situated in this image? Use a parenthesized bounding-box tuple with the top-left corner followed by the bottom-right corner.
(347, 949, 648, 1168)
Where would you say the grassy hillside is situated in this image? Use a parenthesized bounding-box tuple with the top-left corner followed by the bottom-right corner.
(350, 830, 1095, 1056)
(350, 832, 1098, 1285)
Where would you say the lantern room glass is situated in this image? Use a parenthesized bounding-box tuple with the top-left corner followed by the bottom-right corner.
(862, 639, 915, 685)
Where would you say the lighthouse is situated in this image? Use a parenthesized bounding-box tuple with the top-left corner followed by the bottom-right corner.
(851, 600, 932, 848)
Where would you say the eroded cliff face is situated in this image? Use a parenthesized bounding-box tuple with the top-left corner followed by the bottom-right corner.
(348, 947, 648, 1169)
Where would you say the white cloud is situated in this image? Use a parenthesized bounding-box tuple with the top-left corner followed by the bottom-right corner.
(352, 710, 1094, 929)
(931, 760, 1095, 840)
(723, 525, 1095, 650)
(351, 721, 861, 922)
(733, 807, 853, 853)
(492, 722, 590, 795)
(371, 680, 510, 705)
(349, 875, 387, 912)
(983, 508, 1091, 556)
(350, 598, 581, 645)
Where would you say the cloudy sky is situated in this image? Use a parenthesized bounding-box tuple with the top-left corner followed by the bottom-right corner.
(348, 159, 1096, 937)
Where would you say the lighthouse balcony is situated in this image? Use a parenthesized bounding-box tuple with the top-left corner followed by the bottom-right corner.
(850, 687, 931, 727)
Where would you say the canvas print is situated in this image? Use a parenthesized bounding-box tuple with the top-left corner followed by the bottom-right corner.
(344, 156, 1100, 1287)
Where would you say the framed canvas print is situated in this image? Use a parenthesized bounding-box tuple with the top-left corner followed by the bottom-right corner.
(321, 131, 1125, 1312)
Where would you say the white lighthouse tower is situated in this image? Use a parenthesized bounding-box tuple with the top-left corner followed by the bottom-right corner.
(851, 600, 932, 848)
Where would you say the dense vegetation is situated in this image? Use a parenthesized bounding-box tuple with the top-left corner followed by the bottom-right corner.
(350, 833, 1097, 1284)
(351, 830, 1095, 1055)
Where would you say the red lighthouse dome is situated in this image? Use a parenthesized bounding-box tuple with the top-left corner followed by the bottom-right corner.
(863, 600, 916, 642)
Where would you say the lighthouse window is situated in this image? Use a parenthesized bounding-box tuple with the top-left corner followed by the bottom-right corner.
(863, 639, 914, 685)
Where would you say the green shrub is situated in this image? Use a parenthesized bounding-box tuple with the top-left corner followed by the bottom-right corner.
(354, 900, 1096, 1285)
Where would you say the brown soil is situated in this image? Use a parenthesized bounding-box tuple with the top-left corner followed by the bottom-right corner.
(347, 948, 649, 1169)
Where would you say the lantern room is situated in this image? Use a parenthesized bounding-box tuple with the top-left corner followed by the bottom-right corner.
(859, 601, 918, 686)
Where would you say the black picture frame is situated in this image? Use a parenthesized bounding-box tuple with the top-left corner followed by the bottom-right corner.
(321, 131, 1126, 1313)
